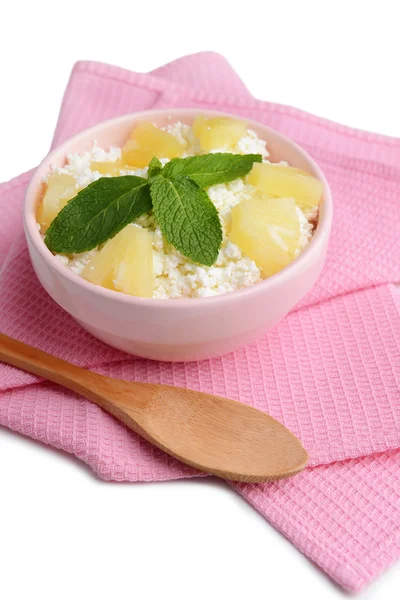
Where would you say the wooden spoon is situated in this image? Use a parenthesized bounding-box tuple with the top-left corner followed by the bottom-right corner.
(0, 332, 308, 482)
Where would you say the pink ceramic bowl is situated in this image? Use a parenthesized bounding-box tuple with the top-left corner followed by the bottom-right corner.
(24, 109, 332, 362)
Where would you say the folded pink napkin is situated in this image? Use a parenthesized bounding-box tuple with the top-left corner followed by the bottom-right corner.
(1, 52, 400, 592)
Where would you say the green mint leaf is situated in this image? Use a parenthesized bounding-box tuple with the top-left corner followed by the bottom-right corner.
(162, 153, 262, 188)
(148, 156, 162, 178)
(45, 176, 151, 254)
(150, 175, 222, 266)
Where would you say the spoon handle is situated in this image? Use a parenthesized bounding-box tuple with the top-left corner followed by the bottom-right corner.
(0, 332, 108, 401)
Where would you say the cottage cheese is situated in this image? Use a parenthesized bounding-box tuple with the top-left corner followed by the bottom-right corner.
(54, 144, 122, 188)
(45, 122, 317, 299)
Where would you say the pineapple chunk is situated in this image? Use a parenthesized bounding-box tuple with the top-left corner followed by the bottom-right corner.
(90, 160, 124, 176)
(81, 234, 122, 290)
(193, 115, 247, 151)
(230, 197, 301, 277)
(248, 163, 323, 210)
(38, 173, 77, 232)
(121, 122, 186, 168)
(82, 225, 153, 297)
(113, 227, 153, 297)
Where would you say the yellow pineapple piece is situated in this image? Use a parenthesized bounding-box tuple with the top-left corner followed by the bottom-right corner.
(193, 115, 247, 151)
(248, 163, 323, 210)
(230, 196, 301, 277)
(82, 225, 153, 297)
(90, 160, 124, 176)
(81, 233, 123, 290)
(38, 173, 77, 232)
(113, 227, 153, 297)
(121, 122, 186, 168)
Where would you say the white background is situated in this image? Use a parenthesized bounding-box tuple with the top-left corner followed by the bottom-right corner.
(1, 1, 399, 598)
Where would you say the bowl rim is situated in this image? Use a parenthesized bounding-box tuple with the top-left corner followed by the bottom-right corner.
(24, 108, 332, 310)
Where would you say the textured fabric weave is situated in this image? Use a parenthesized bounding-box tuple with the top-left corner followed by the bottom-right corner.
(1, 52, 399, 592)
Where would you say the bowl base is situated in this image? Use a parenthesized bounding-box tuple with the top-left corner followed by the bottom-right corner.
(74, 317, 280, 363)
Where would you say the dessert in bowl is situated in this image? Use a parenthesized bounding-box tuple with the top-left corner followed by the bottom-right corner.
(24, 109, 332, 362)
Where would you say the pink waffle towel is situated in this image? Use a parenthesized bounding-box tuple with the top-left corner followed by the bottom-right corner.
(1, 52, 400, 592)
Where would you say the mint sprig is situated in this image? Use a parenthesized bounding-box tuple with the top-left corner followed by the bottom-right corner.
(162, 153, 262, 188)
(45, 176, 151, 253)
(150, 175, 222, 266)
(45, 152, 262, 264)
